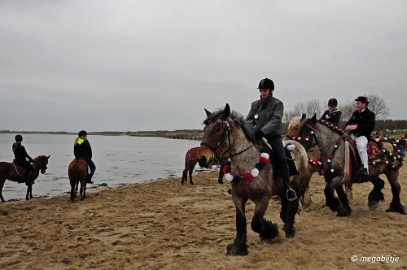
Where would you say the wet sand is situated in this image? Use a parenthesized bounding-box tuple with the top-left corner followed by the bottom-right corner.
(1, 167, 407, 269)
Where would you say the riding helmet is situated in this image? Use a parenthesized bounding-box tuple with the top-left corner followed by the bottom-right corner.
(328, 98, 338, 107)
(257, 78, 274, 90)
(78, 130, 88, 137)
(15, 134, 23, 142)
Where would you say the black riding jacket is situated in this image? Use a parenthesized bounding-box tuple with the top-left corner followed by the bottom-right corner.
(74, 137, 93, 159)
(12, 143, 33, 164)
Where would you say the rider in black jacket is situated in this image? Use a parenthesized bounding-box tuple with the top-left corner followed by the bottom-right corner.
(12, 134, 35, 184)
(321, 98, 342, 126)
(345, 96, 375, 178)
(74, 130, 96, 184)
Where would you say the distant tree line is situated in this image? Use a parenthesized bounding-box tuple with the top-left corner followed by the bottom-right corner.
(282, 94, 406, 133)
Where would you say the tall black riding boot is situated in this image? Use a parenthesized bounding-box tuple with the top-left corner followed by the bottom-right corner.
(86, 170, 95, 184)
(26, 170, 34, 186)
(281, 165, 297, 201)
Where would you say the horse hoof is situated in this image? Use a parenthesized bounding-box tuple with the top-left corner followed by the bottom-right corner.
(336, 209, 352, 217)
(226, 243, 248, 256)
(284, 227, 296, 238)
(368, 201, 379, 210)
(386, 204, 406, 215)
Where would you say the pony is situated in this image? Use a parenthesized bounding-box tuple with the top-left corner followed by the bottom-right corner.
(286, 114, 321, 207)
(196, 104, 308, 256)
(68, 159, 89, 202)
(182, 146, 225, 185)
(298, 114, 405, 216)
(0, 155, 50, 202)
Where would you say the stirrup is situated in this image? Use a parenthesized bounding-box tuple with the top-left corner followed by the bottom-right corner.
(286, 188, 297, 201)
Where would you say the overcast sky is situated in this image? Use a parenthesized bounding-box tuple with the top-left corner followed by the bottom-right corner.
(1, 0, 406, 132)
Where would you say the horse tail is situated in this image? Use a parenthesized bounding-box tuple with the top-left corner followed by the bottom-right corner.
(343, 141, 353, 201)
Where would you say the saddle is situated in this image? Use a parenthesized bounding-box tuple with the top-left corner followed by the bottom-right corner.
(347, 139, 383, 181)
(267, 145, 299, 177)
(12, 162, 27, 176)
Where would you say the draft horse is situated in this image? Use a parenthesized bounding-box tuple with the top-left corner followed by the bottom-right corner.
(298, 114, 405, 216)
(68, 159, 89, 202)
(182, 146, 225, 185)
(197, 104, 307, 256)
(0, 155, 50, 202)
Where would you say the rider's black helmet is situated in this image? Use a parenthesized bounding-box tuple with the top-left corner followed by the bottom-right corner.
(78, 130, 88, 137)
(257, 78, 274, 90)
(328, 98, 338, 107)
(15, 134, 23, 142)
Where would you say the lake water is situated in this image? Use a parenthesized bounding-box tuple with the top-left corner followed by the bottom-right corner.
(0, 133, 205, 201)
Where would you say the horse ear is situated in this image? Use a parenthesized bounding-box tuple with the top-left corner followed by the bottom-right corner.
(311, 113, 317, 124)
(222, 103, 231, 118)
(47, 155, 50, 159)
(204, 108, 212, 117)
(301, 113, 306, 121)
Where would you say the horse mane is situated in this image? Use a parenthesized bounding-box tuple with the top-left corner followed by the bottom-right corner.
(288, 116, 302, 132)
(203, 108, 256, 144)
(298, 117, 344, 136)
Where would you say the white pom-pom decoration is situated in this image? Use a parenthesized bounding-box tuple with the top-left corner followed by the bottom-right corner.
(286, 144, 295, 152)
(260, 153, 270, 159)
(225, 173, 234, 182)
(251, 168, 260, 177)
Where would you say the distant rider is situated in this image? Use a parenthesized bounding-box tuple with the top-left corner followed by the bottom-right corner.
(74, 130, 96, 184)
(12, 134, 35, 184)
(247, 78, 297, 201)
(321, 98, 342, 126)
(345, 96, 375, 178)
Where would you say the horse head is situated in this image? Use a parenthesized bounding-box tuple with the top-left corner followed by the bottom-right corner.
(287, 113, 306, 139)
(197, 103, 256, 168)
(33, 155, 50, 174)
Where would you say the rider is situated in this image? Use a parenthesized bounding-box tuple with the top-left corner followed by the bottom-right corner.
(12, 134, 35, 184)
(321, 98, 342, 126)
(247, 78, 297, 201)
(345, 96, 375, 178)
(74, 130, 96, 184)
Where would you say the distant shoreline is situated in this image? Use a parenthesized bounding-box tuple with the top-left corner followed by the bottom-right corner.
(0, 129, 203, 140)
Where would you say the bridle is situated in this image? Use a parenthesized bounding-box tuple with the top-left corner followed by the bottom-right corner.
(200, 118, 254, 160)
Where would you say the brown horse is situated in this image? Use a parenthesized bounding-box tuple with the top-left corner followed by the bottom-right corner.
(197, 104, 308, 255)
(0, 155, 50, 202)
(182, 146, 225, 185)
(68, 159, 89, 202)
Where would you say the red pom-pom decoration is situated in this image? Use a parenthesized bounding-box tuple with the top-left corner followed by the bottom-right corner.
(223, 164, 231, 174)
(243, 172, 253, 182)
(259, 157, 269, 165)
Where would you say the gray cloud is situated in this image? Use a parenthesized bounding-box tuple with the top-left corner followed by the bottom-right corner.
(1, 0, 406, 131)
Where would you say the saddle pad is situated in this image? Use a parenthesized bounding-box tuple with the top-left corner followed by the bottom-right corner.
(285, 148, 299, 176)
(12, 162, 26, 176)
(367, 141, 382, 160)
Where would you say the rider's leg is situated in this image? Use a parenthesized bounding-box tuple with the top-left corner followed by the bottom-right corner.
(355, 136, 369, 175)
(86, 159, 96, 183)
(267, 136, 297, 200)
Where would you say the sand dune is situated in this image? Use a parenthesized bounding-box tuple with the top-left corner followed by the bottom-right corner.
(1, 167, 407, 269)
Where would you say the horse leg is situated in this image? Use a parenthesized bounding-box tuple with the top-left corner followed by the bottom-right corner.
(368, 177, 385, 210)
(251, 197, 279, 240)
(301, 181, 312, 208)
(280, 195, 299, 237)
(385, 171, 406, 214)
(189, 162, 196, 185)
(80, 181, 86, 200)
(227, 197, 249, 256)
(181, 169, 187, 185)
(334, 184, 352, 216)
(70, 184, 75, 202)
(26, 184, 32, 200)
(218, 163, 224, 184)
(0, 178, 6, 202)
(324, 183, 339, 211)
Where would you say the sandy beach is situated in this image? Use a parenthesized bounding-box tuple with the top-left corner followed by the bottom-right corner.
(1, 166, 407, 270)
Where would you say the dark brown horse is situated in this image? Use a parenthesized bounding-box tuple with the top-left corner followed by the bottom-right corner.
(68, 159, 89, 202)
(197, 104, 306, 255)
(182, 146, 225, 185)
(0, 155, 50, 202)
